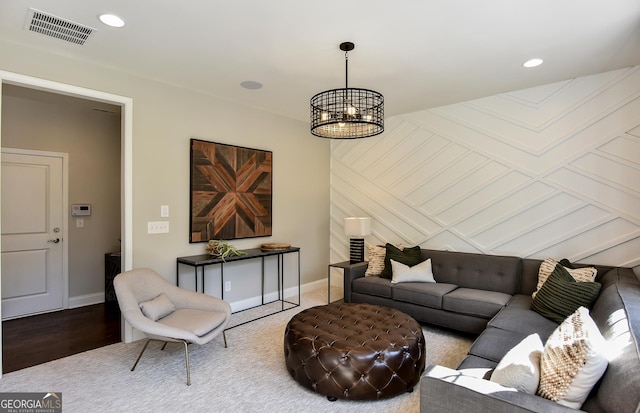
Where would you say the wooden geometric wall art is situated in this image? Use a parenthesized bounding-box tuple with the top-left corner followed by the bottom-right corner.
(190, 138, 272, 242)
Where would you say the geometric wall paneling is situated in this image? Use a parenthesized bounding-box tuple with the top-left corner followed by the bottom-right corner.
(330, 65, 640, 273)
(599, 136, 640, 165)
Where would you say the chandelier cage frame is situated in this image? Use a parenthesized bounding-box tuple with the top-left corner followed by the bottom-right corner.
(310, 42, 384, 139)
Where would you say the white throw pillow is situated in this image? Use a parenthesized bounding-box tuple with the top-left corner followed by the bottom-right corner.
(390, 258, 435, 284)
(139, 293, 176, 321)
(490, 333, 544, 394)
(537, 306, 608, 409)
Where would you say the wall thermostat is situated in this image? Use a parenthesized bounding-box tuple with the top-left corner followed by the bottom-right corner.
(71, 204, 91, 216)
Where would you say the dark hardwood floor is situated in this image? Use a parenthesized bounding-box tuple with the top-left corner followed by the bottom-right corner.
(2, 302, 121, 373)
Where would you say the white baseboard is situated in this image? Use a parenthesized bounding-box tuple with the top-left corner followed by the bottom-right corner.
(301, 278, 327, 294)
(68, 293, 104, 309)
(228, 278, 328, 312)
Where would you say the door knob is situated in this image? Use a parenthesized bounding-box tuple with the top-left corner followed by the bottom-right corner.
(48, 238, 60, 243)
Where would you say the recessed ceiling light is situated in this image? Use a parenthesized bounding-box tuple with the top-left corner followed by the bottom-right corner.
(240, 81, 263, 90)
(98, 14, 125, 28)
(523, 58, 543, 68)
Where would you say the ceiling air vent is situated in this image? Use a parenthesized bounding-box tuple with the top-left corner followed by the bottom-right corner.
(25, 8, 95, 46)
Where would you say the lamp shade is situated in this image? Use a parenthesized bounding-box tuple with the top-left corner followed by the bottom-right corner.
(344, 217, 371, 237)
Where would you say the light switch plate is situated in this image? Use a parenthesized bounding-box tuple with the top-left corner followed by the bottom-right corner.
(160, 205, 169, 217)
(148, 221, 169, 234)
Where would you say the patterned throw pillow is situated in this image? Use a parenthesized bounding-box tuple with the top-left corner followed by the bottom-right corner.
(531, 265, 601, 324)
(380, 243, 422, 279)
(365, 245, 386, 276)
(533, 258, 597, 298)
(537, 307, 608, 409)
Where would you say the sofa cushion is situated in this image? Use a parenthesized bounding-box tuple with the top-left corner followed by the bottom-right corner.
(531, 265, 601, 324)
(380, 244, 422, 279)
(582, 267, 640, 413)
(422, 249, 522, 295)
(392, 282, 458, 309)
(391, 258, 435, 284)
(488, 295, 559, 340)
(351, 276, 392, 298)
(468, 327, 532, 364)
(490, 333, 544, 394)
(457, 355, 497, 378)
(442, 288, 511, 319)
(538, 307, 608, 409)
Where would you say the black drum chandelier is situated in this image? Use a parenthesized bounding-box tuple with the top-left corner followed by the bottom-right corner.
(310, 42, 384, 139)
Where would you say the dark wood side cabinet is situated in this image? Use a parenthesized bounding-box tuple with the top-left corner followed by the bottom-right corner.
(105, 252, 121, 303)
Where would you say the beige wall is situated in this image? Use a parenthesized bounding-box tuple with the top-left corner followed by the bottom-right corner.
(0, 39, 331, 295)
(2, 85, 121, 301)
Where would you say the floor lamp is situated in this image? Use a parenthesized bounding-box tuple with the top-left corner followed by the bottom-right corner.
(344, 217, 371, 263)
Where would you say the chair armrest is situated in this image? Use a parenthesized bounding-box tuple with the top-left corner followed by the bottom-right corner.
(343, 262, 368, 302)
(421, 365, 582, 413)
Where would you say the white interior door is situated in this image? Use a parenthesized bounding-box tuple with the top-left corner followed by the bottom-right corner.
(1, 149, 66, 319)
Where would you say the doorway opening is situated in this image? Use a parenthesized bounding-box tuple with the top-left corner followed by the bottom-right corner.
(0, 71, 133, 374)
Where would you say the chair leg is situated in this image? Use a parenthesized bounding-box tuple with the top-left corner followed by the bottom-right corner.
(182, 340, 191, 386)
(223, 330, 228, 348)
(131, 339, 151, 372)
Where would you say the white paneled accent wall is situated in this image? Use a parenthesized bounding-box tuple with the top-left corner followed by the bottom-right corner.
(330, 66, 640, 272)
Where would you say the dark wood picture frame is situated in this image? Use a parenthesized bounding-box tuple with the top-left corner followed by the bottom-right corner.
(190, 138, 272, 242)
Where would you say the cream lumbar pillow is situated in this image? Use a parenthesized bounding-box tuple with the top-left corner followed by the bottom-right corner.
(139, 293, 176, 321)
(365, 244, 386, 276)
(537, 306, 608, 409)
(390, 258, 435, 284)
(490, 333, 544, 394)
(533, 258, 597, 298)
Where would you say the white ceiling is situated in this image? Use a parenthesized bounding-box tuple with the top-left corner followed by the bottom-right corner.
(1, 0, 640, 124)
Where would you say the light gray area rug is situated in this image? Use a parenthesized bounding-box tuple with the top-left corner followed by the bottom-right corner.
(0, 288, 473, 413)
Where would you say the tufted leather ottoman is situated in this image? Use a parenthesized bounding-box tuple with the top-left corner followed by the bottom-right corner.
(284, 302, 426, 401)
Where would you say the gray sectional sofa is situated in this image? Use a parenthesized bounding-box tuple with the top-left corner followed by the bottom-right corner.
(342, 249, 640, 412)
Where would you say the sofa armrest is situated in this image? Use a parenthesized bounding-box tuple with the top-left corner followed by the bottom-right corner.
(421, 365, 582, 413)
(343, 261, 368, 302)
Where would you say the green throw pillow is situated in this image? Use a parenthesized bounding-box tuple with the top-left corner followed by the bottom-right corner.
(380, 243, 422, 279)
(531, 264, 601, 324)
(558, 258, 575, 269)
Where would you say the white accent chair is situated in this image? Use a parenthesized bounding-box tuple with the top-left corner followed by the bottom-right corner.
(114, 268, 231, 385)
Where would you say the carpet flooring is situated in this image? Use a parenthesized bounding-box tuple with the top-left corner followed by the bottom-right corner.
(0, 288, 474, 413)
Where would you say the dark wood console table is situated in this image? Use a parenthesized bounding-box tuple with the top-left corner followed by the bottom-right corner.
(176, 247, 300, 328)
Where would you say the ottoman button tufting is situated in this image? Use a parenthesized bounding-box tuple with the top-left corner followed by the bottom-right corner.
(284, 302, 425, 401)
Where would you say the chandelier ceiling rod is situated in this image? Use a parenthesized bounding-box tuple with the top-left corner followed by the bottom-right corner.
(342, 42, 353, 91)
